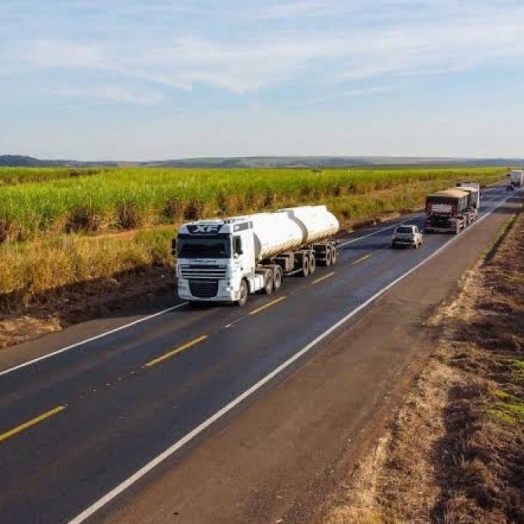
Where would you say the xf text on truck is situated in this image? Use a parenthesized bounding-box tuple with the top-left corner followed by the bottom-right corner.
(172, 206, 339, 306)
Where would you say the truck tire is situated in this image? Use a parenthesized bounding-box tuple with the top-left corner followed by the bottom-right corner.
(325, 247, 332, 267)
(237, 279, 248, 306)
(263, 270, 274, 295)
(301, 254, 310, 277)
(308, 253, 316, 275)
(273, 266, 283, 290)
(331, 245, 338, 265)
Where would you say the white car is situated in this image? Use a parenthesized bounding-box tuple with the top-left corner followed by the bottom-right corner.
(391, 224, 423, 249)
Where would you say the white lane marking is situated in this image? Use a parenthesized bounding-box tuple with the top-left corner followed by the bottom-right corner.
(67, 191, 515, 524)
(0, 303, 187, 377)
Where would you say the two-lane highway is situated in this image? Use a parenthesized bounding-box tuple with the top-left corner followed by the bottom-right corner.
(0, 184, 515, 523)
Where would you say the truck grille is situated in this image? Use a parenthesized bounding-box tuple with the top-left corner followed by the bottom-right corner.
(180, 265, 227, 279)
(189, 280, 219, 298)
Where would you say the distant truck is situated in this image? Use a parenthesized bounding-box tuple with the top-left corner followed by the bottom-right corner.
(173, 205, 339, 306)
(424, 185, 479, 234)
(509, 170, 524, 187)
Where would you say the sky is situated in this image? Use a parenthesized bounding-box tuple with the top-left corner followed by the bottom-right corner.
(1, 0, 524, 161)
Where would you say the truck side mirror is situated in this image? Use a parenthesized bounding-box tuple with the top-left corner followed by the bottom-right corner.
(171, 238, 177, 256)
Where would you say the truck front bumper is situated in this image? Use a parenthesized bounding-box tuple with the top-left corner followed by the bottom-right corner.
(177, 278, 238, 303)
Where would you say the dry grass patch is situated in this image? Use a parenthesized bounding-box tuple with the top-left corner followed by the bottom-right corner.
(323, 206, 524, 524)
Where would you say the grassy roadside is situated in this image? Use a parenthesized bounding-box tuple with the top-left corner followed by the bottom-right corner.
(0, 167, 506, 311)
(323, 201, 524, 523)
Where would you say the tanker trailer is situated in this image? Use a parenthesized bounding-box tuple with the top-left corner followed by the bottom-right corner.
(173, 205, 339, 306)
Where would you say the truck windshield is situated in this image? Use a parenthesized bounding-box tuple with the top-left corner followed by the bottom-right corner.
(177, 238, 231, 259)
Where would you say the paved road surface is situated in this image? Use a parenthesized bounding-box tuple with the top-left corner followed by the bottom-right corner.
(0, 185, 519, 523)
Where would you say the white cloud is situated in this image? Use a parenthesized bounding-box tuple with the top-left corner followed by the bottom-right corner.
(52, 85, 164, 105)
(25, 40, 105, 69)
(6, 0, 523, 98)
(305, 85, 394, 105)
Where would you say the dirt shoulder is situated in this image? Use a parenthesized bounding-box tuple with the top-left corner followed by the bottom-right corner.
(322, 205, 524, 523)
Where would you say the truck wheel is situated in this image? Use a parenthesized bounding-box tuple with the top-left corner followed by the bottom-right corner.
(301, 254, 310, 277)
(331, 246, 338, 265)
(308, 253, 316, 274)
(263, 270, 274, 295)
(273, 266, 283, 290)
(237, 279, 248, 306)
(325, 247, 332, 267)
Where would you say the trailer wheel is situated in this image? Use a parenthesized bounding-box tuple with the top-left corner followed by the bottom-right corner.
(308, 253, 316, 275)
(237, 279, 248, 306)
(331, 245, 338, 265)
(325, 247, 332, 267)
(301, 254, 310, 277)
(263, 270, 274, 295)
(273, 266, 283, 290)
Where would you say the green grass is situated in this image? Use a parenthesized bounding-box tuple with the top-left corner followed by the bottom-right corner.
(0, 166, 107, 186)
(0, 230, 174, 304)
(0, 165, 509, 309)
(0, 166, 507, 242)
(489, 390, 524, 426)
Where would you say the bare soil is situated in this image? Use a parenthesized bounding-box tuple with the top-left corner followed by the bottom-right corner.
(323, 210, 524, 523)
(0, 267, 175, 349)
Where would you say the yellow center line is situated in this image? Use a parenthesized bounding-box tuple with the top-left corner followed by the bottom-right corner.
(352, 254, 372, 265)
(313, 271, 335, 284)
(144, 335, 208, 368)
(249, 296, 287, 315)
(0, 405, 66, 444)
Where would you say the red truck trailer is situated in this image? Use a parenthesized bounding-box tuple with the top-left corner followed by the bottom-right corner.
(424, 187, 479, 234)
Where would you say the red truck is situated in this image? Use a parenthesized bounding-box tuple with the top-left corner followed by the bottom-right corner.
(424, 185, 479, 234)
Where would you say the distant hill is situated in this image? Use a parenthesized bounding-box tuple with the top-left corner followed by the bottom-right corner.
(143, 156, 524, 169)
(0, 155, 67, 167)
(1, 154, 522, 169)
(0, 155, 120, 168)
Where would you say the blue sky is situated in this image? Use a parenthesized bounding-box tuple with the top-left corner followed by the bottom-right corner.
(2, 0, 524, 161)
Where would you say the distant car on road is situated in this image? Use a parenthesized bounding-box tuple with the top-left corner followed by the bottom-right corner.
(506, 184, 515, 192)
(391, 224, 423, 249)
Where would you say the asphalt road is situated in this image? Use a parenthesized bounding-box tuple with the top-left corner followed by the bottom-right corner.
(0, 185, 517, 524)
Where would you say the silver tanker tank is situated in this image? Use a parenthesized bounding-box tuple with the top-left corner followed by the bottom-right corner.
(249, 205, 339, 262)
